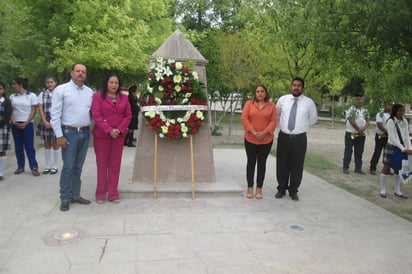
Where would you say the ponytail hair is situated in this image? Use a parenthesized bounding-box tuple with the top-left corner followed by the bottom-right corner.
(390, 103, 404, 121)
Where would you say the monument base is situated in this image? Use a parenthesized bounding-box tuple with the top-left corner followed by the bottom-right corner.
(121, 148, 243, 198)
(132, 122, 216, 183)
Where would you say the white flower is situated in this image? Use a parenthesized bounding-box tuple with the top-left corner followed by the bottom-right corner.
(196, 111, 203, 119)
(158, 85, 164, 92)
(159, 112, 166, 121)
(167, 58, 175, 64)
(174, 85, 181, 92)
(161, 125, 168, 134)
(192, 71, 199, 80)
(164, 66, 173, 77)
(154, 97, 162, 105)
(159, 133, 165, 138)
(182, 98, 188, 104)
(170, 119, 176, 124)
(156, 56, 164, 63)
(181, 124, 188, 133)
(185, 93, 192, 98)
(173, 75, 182, 83)
(147, 84, 153, 94)
(177, 118, 183, 123)
(145, 111, 156, 119)
(182, 133, 187, 138)
(175, 62, 183, 70)
(155, 70, 163, 82)
(183, 111, 191, 120)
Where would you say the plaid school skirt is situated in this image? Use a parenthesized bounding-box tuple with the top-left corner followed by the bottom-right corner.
(0, 127, 11, 151)
(37, 122, 56, 142)
(383, 144, 398, 165)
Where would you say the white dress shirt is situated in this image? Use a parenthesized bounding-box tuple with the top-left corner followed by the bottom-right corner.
(51, 80, 93, 138)
(276, 94, 317, 134)
(375, 110, 390, 134)
(387, 117, 411, 151)
(345, 105, 369, 133)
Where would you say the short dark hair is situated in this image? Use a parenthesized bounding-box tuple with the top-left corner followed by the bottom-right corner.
(71, 63, 86, 71)
(13, 77, 29, 90)
(292, 77, 304, 88)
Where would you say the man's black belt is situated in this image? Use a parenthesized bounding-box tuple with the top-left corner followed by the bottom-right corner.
(280, 131, 305, 138)
(62, 125, 89, 132)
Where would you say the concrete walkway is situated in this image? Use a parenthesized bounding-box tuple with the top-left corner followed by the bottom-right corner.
(0, 146, 411, 274)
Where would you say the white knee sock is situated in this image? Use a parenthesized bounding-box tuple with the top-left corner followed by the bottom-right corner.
(44, 149, 52, 169)
(0, 156, 6, 176)
(380, 173, 387, 195)
(52, 149, 61, 169)
(394, 174, 402, 195)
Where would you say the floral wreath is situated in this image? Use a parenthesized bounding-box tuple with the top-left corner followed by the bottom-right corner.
(139, 57, 208, 140)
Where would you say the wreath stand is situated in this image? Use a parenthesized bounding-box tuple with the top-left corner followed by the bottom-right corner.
(153, 134, 196, 199)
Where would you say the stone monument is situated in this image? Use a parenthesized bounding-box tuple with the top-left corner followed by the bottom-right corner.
(132, 29, 216, 186)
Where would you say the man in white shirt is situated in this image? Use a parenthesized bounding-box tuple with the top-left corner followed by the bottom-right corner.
(342, 93, 370, 175)
(369, 104, 391, 175)
(51, 64, 94, 211)
(275, 77, 317, 201)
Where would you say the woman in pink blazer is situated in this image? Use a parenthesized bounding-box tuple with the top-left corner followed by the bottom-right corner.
(91, 74, 132, 203)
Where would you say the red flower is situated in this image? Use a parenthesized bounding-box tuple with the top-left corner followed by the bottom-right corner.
(192, 128, 197, 134)
(183, 67, 189, 73)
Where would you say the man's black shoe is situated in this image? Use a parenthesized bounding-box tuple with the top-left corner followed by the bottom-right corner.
(290, 193, 299, 201)
(71, 197, 91, 205)
(60, 202, 70, 211)
(354, 169, 366, 175)
(14, 168, 24, 175)
(275, 192, 285, 199)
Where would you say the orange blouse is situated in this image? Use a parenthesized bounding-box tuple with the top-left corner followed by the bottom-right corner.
(241, 100, 278, 145)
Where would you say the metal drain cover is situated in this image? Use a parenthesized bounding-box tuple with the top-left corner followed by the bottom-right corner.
(287, 224, 306, 232)
(43, 229, 83, 246)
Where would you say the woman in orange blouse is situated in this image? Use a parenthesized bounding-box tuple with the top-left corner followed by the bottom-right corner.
(241, 85, 278, 199)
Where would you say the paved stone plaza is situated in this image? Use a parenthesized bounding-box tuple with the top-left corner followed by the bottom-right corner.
(0, 147, 412, 273)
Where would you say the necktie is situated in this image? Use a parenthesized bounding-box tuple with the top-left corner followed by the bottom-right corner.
(288, 99, 298, 131)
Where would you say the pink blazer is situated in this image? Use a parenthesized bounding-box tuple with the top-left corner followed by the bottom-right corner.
(91, 92, 132, 138)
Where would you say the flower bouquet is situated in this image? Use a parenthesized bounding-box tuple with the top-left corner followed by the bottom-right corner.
(139, 57, 208, 140)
